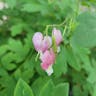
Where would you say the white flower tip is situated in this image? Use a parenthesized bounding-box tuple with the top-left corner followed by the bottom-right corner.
(46, 65, 53, 76)
(57, 46, 61, 53)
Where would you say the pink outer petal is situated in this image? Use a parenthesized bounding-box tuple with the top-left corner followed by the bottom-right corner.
(32, 33, 52, 53)
(52, 28, 63, 45)
(40, 49, 55, 70)
(41, 62, 49, 70)
(32, 32, 43, 52)
(41, 36, 52, 52)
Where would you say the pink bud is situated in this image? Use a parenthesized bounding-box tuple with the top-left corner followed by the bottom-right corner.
(52, 28, 63, 45)
(40, 49, 55, 70)
(32, 32, 43, 52)
(32, 32, 52, 53)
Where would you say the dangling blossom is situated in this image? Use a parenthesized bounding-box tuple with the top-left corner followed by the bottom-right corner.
(52, 27, 63, 45)
(32, 28, 63, 76)
(40, 49, 55, 76)
(32, 32, 52, 53)
(32, 32, 43, 52)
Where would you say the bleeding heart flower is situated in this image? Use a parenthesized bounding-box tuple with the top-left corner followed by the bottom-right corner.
(40, 49, 55, 76)
(32, 32, 43, 52)
(52, 27, 63, 45)
(32, 32, 52, 53)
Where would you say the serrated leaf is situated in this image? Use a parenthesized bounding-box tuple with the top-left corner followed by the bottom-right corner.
(53, 83, 69, 96)
(14, 79, 34, 96)
(11, 23, 25, 36)
(1, 52, 17, 70)
(0, 45, 8, 57)
(7, 38, 27, 62)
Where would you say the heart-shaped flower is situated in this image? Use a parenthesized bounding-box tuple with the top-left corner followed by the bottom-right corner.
(32, 32, 52, 53)
(52, 27, 63, 45)
(40, 49, 55, 75)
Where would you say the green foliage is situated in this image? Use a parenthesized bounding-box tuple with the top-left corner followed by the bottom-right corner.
(54, 46, 67, 77)
(0, 0, 96, 96)
(14, 79, 34, 96)
(71, 12, 96, 48)
(53, 83, 69, 96)
(39, 80, 54, 96)
(21, 3, 44, 13)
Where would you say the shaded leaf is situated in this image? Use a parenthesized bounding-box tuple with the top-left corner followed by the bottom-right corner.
(14, 79, 34, 96)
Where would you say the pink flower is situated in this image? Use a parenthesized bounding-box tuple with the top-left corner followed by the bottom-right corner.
(52, 28, 63, 45)
(32, 32, 52, 53)
(40, 49, 55, 75)
(32, 32, 43, 52)
(41, 36, 52, 52)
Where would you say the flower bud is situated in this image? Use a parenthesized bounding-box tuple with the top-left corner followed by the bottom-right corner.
(52, 28, 63, 45)
(32, 32, 43, 52)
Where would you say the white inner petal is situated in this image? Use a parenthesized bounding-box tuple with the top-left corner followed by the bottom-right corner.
(46, 65, 53, 76)
(57, 46, 60, 53)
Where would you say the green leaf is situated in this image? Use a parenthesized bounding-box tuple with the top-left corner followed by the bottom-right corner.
(14, 79, 34, 96)
(39, 80, 54, 96)
(0, 45, 8, 57)
(71, 12, 96, 48)
(1, 52, 17, 70)
(11, 23, 26, 36)
(73, 85, 88, 96)
(21, 3, 43, 13)
(87, 68, 96, 84)
(53, 83, 69, 96)
(53, 46, 67, 77)
(31, 77, 49, 96)
(0, 76, 16, 96)
(7, 38, 27, 62)
(66, 47, 81, 71)
(5, 0, 17, 9)
(93, 83, 96, 96)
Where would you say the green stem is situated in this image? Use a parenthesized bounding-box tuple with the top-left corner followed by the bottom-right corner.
(35, 52, 40, 61)
(63, 25, 67, 37)
(44, 18, 68, 36)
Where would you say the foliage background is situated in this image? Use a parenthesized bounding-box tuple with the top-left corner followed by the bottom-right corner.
(0, 0, 96, 96)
